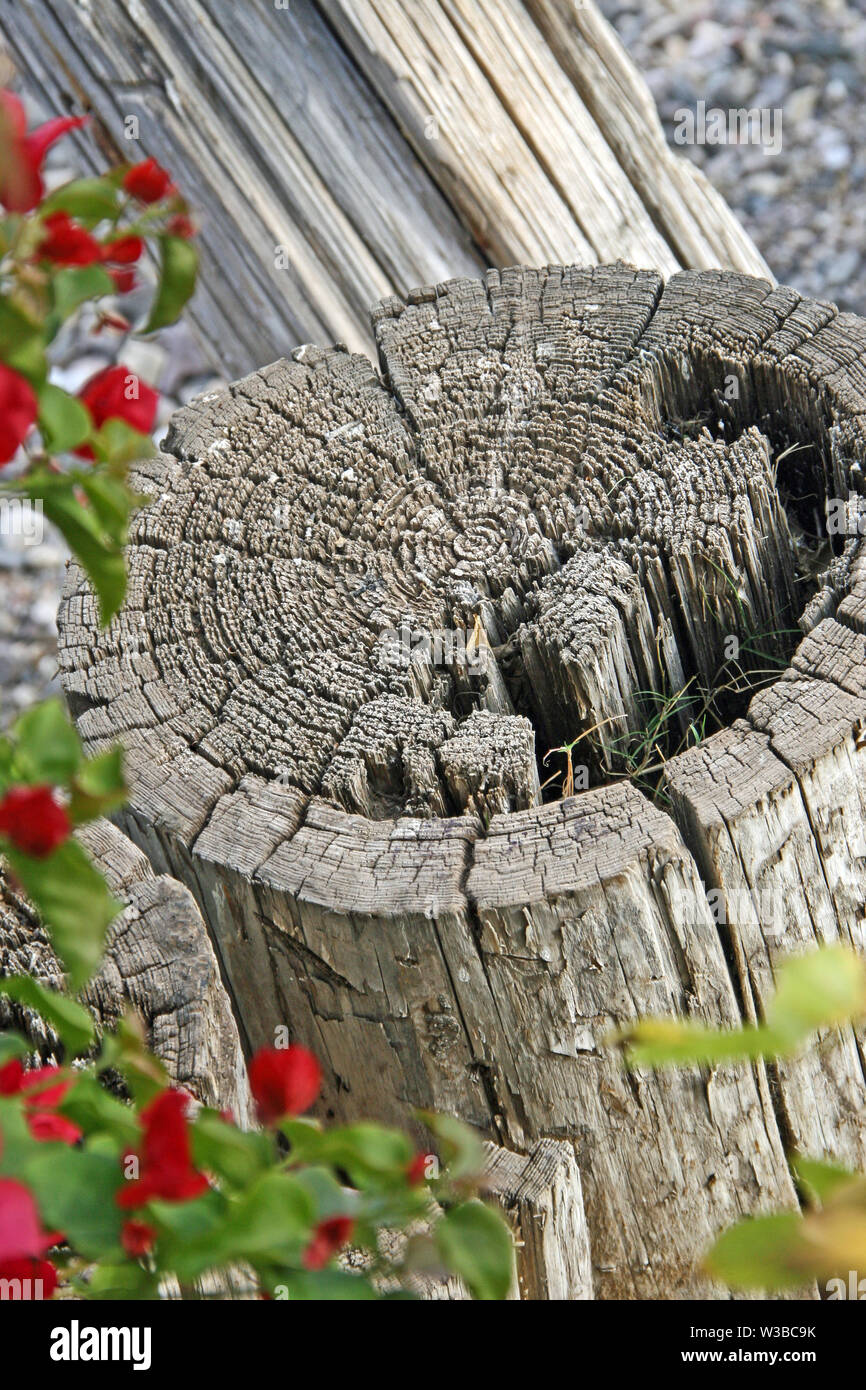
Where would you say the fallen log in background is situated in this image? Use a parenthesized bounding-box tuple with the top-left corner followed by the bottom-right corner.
(0, 0, 768, 374)
(55, 263, 866, 1296)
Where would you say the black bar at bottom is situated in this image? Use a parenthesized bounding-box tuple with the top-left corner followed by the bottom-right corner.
(0, 1295, 858, 1377)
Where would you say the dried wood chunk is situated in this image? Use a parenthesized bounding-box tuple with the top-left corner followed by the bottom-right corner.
(1, 820, 251, 1119)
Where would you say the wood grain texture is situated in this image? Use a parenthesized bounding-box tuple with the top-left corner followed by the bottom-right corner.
(481, 1139, 593, 1301)
(320, 0, 769, 277)
(56, 263, 866, 1297)
(526, 0, 770, 274)
(0, 0, 483, 370)
(0, 819, 252, 1120)
(1, 0, 767, 376)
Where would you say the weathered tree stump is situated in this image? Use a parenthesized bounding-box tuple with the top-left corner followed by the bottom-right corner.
(58, 264, 866, 1297)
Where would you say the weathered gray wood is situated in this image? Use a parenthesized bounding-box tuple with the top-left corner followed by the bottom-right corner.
(526, 0, 770, 274)
(0, 0, 484, 369)
(0, 871, 64, 1057)
(481, 1139, 593, 1301)
(56, 263, 866, 1297)
(466, 784, 804, 1299)
(0, 819, 252, 1121)
(663, 709, 866, 1169)
(320, 0, 769, 277)
(0, 0, 768, 376)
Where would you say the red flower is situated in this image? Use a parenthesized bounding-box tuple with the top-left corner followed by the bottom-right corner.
(0, 1060, 82, 1145)
(0, 89, 87, 212)
(248, 1046, 321, 1125)
(0, 785, 71, 856)
(407, 1151, 436, 1186)
(37, 210, 102, 266)
(302, 1215, 354, 1271)
(121, 1219, 156, 1257)
(26, 1111, 83, 1144)
(101, 234, 144, 265)
(74, 364, 158, 459)
(0, 1256, 57, 1295)
(166, 214, 195, 239)
(0, 1255, 58, 1297)
(122, 157, 175, 204)
(108, 268, 137, 295)
(0, 1176, 56, 1263)
(116, 1088, 208, 1209)
(0, 363, 38, 465)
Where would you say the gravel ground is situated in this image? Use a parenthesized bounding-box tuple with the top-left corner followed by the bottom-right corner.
(599, 0, 866, 311)
(4, 3, 865, 718)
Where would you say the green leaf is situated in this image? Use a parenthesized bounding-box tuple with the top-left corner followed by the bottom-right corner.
(191, 1111, 273, 1191)
(79, 467, 144, 527)
(613, 1017, 769, 1069)
(161, 1173, 314, 1282)
(69, 745, 127, 822)
(270, 1270, 381, 1301)
(293, 1166, 354, 1222)
(311, 1124, 414, 1185)
(705, 1213, 811, 1292)
(280, 1120, 414, 1185)
(59, 1071, 139, 1146)
(0, 975, 94, 1056)
(84, 1262, 159, 1299)
(218, 1172, 314, 1261)
(0, 737, 13, 787)
(434, 1201, 514, 1301)
(279, 1116, 326, 1162)
(22, 1145, 124, 1258)
(0, 1032, 29, 1065)
(9, 698, 82, 784)
(0, 1097, 39, 1174)
(149, 1191, 225, 1245)
(143, 235, 198, 333)
(792, 1156, 863, 1207)
(90, 418, 154, 468)
(0, 217, 17, 256)
(16, 469, 129, 624)
(616, 946, 866, 1069)
(4, 838, 123, 990)
(37, 382, 92, 454)
(767, 946, 866, 1045)
(100, 1012, 167, 1104)
(42, 177, 120, 226)
(51, 264, 115, 323)
(417, 1110, 483, 1180)
(0, 298, 47, 381)
(75, 745, 126, 800)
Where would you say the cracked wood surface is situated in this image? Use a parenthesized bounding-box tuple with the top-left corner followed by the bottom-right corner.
(56, 263, 866, 1298)
(1, 0, 766, 375)
(0, 819, 252, 1121)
